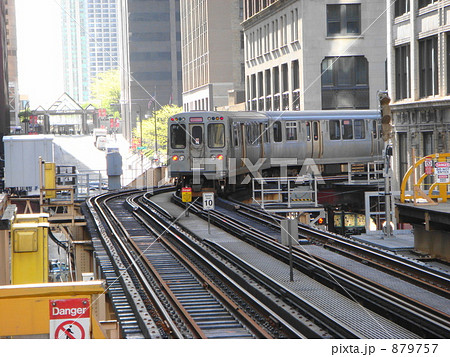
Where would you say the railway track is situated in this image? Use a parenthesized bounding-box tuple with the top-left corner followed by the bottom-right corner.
(169, 193, 450, 339)
(224, 196, 450, 296)
(86, 188, 334, 338)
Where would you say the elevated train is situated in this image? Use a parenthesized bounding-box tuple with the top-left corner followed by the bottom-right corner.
(168, 110, 383, 192)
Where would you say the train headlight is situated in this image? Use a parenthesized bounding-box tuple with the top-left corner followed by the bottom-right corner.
(179, 155, 185, 161)
(172, 155, 179, 161)
(210, 154, 216, 159)
(217, 154, 224, 160)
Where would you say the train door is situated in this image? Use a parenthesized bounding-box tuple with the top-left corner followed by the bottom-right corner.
(306, 121, 322, 158)
(240, 123, 246, 167)
(232, 122, 242, 167)
(189, 123, 205, 160)
(370, 119, 381, 156)
(259, 123, 265, 158)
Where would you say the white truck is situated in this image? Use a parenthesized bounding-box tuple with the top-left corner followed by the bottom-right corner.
(93, 128, 107, 150)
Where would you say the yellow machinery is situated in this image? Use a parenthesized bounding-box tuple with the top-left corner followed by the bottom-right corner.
(11, 221, 49, 284)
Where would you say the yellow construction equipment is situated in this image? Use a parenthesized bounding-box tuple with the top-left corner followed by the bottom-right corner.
(11, 221, 49, 284)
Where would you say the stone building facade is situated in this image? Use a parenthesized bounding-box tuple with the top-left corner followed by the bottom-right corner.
(180, 0, 245, 111)
(387, 0, 450, 186)
(242, 0, 387, 112)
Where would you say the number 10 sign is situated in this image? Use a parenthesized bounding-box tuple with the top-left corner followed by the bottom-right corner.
(203, 192, 215, 210)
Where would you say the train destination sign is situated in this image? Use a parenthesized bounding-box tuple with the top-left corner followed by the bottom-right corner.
(49, 298, 90, 339)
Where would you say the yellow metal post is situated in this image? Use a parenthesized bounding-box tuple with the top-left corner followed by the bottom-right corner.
(44, 162, 57, 199)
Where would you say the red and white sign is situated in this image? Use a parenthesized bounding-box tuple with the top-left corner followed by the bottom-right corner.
(424, 158, 433, 175)
(435, 162, 450, 184)
(49, 298, 90, 339)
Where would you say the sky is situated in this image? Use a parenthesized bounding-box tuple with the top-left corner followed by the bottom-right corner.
(15, 0, 64, 109)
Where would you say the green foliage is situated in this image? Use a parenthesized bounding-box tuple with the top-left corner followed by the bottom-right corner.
(90, 69, 121, 116)
(133, 104, 182, 163)
(18, 109, 31, 122)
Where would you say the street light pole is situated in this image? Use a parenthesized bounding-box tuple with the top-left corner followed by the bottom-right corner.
(153, 104, 158, 166)
(140, 110, 143, 175)
(134, 104, 143, 176)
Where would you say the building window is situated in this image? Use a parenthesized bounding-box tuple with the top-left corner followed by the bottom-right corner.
(291, 9, 299, 42)
(419, 0, 435, 9)
(327, 4, 361, 36)
(395, 44, 410, 100)
(419, 36, 438, 98)
(321, 56, 369, 109)
(398, 132, 408, 183)
(395, 0, 410, 17)
(447, 33, 450, 94)
(292, 60, 300, 110)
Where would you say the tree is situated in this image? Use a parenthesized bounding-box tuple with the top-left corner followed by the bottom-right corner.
(133, 104, 182, 164)
(90, 69, 121, 116)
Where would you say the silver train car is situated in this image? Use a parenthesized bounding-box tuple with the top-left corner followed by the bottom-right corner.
(168, 110, 383, 191)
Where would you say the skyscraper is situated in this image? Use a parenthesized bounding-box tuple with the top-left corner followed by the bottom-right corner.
(61, 0, 119, 103)
(180, 0, 245, 111)
(118, 0, 182, 140)
(0, 0, 9, 143)
(5, 0, 18, 128)
(87, 0, 119, 79)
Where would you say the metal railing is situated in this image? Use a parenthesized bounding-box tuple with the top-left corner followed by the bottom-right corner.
(252, 175, 318, 209)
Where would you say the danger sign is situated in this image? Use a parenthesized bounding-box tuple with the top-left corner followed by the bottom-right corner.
(435, 162, 450, 183)
(50, 298, 90, 339)
(181, 187, 192, 202)
(424, 158, 433, 175)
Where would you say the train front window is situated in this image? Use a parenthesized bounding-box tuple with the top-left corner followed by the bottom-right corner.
(329, 120, 341, 140)
(208, 123, 225, 148)
(354, 119, 365, 139)
(191, 125, 203, 145)
(342, 120, 353, 139)
(170, 124, 186, 149)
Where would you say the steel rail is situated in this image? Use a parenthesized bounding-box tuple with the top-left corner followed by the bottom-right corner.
(107, 193, 209, 338)
(177, 194, 450, 339)
(90, 190, 184, 339)
(87, 191, 162, 338)
(129, 195, 278, 338)
(141, 193, 358, 338)
(102, 189, 263, 338)
(227, 198, 450, 295)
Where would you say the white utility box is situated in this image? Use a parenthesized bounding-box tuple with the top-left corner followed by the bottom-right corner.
(3, 135, 54, 189)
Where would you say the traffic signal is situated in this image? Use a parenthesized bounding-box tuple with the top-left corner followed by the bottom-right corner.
(379, 92, 392, 142)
